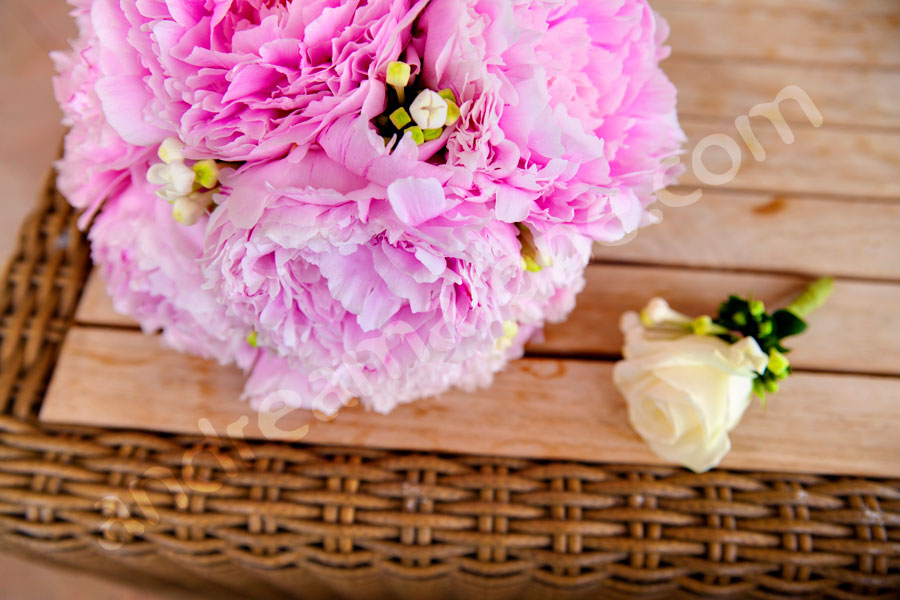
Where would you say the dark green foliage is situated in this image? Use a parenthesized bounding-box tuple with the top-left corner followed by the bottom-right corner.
(714, 295, 809, 402)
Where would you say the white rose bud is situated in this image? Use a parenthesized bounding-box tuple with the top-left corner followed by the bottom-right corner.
(613, 300, 768, 472)
(409, 90, 448, 130)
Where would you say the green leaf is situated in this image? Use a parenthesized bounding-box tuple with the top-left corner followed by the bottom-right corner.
(772, 309, 808, 339)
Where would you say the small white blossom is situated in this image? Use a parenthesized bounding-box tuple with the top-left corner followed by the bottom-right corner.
(147, 160, 195, 201)
(171, 192, 213, 226)
(157, 137, 185, 164)
(640, 297, 691, 328)
(409, 90, 448, 130)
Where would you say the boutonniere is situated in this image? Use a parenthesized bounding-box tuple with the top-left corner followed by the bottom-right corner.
(613, 278, 833, 472)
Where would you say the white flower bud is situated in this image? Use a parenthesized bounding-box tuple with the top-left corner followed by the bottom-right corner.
(495, 320, 519, 351)
(147, 160, 195, 200)
(409, 90, 448, 130)
(640, 297, 692, 328)
(172, 196, 205, 226)
(157, 137, 185, 164)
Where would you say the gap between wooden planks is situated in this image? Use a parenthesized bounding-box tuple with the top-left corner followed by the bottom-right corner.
(678, 118, 900, 199)
(656, 1, 900, 67)
(77, 264, 900, 376)
(40, 327, 900, 478)
(593, 191, 900, 281)
(655, 0, 900, 14)
(665, 58, 900, 130)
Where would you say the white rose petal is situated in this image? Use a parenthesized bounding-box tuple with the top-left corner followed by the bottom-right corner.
(613, 299, 768, 472)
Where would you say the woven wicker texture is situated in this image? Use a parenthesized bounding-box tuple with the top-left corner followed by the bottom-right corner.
(1, 178, 899, 599)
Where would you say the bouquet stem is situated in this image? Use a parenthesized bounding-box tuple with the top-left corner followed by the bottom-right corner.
(786, 277, 834, 318)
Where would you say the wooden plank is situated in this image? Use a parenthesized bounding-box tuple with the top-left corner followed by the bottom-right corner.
(680, 118, 900, 199)
(75, 264, 900, 376)
(40, 327, 900, 477)
(655, 0, 900, 15)
(75, 271, 137, 327)
(534, 265, 900, 377)
(667, 58, 900, 129)
(594, 191, 900, 280)
(657, 3, 900, 67)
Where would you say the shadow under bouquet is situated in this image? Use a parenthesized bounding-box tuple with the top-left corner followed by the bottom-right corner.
(53, 0, 683, 415)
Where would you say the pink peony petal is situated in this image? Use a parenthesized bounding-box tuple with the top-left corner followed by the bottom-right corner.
(386, 177, 451, 227)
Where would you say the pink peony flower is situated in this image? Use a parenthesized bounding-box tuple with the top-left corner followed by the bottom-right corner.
(408, 0, 684, 241)
(90, 162, 258, 369)
(54, 0, 683, 414)
(203, 149, 577, 411)
(77, 0, 436, 162)
(51, 0, 152, 226)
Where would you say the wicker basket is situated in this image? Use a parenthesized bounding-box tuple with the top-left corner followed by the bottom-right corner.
(1, 174, 898, 599)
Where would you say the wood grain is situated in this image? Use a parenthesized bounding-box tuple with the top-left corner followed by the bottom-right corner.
(75, 264, 900, 376)
(75, 271, 137, 328)
(667, 58, 900, 129)
(654, 0, 900, 15)
(658, 3, 900, 67)
(595, 191, 900, 280)
(40, 327, 900, 478)
(534, 265, 900, 376)
(680, 118, 900, 199)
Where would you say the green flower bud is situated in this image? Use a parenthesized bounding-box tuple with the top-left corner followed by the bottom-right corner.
(444, 100, 460, 126)
(749, 299, 765, 317)
(386, 61, 411, 104)
(423, 127, 443, 141)
(690, 315, 729, 336)
(193, 159, 219, 189)
(758, 320, 773, 337)
(767, 348, 790, 377)
(390, 107, 412, 129)
(691, 315, 714, 335)
(407, 126, 425, 145)
(386, 61, 411, 88)
(246, 330, 258, 348)
(438, 88, 456, 103)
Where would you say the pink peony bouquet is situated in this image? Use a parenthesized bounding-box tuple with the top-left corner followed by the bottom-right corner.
(54, 0, 683, 415)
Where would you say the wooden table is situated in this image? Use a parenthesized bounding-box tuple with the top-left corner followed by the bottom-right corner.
(4, 1, 899, 598)
(41, 0, 900, 478)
